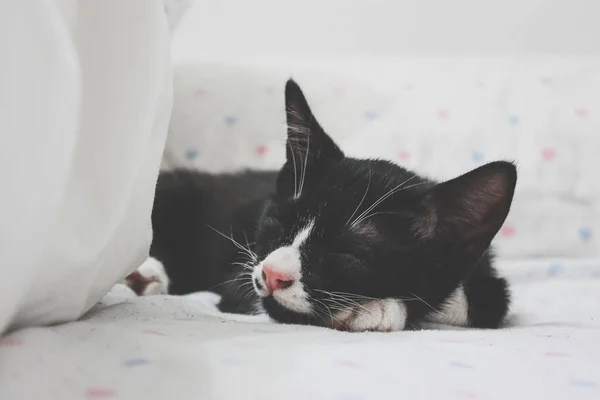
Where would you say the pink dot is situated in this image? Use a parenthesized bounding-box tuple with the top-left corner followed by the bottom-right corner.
(542, 148, 557, 161)
(255, 145, 269, 156)
(545, 351, 570, 358)
(194, 88, 205, 96)
(86, 388, 117, 398)
(397, 151, 411, 161)
(457, 390, 478, 399)
(475, 80, 485, 89)
(500, 226, 516, 237)
(437, 108, 451, 120)
(141, 329, 168, 336)
(575, 108, 588, 118)
(332, 86, 345, 97)
(0, 337, 24, 347)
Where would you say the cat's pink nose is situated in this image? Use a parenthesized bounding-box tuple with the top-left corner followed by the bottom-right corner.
(262, 265, 294, 293)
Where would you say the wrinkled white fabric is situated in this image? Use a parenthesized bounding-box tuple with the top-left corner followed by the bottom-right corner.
(0, 0, 173, 333)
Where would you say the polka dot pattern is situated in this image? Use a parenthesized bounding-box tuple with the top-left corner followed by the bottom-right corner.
(122, 358, 150, 367)
(85, 388, 117, 398)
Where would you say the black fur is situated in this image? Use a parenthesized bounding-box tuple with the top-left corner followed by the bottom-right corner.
(150, 79, 516, 329)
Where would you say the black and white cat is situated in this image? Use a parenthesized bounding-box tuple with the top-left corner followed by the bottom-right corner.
(132, 79, 517, 332)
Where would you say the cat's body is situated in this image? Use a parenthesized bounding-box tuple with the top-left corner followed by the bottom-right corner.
(144, 80, 516, 332)
(150, 167, 509, 330)
(150, 169, 277, 314)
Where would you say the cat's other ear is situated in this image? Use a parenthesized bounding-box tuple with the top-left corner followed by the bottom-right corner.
(285, 79, 344, 166)
(414, 161, 517, 256)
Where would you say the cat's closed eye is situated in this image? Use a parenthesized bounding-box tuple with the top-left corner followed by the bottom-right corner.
(259, 217, 284, 245)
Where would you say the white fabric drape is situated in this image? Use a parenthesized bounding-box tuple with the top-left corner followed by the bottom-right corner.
(0, 0, 172, 333)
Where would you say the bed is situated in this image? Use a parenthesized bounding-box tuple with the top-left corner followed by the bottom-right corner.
(1, 258, 599, 399)
(2, 56, 600, 399)
(2, 1, 599, 398)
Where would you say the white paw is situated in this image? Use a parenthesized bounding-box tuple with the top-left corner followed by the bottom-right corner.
(333, 298, 406, 332)
(124, 257, 170, 296)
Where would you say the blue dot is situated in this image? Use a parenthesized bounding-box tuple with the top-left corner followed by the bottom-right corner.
(364, 110, 378, 121)
(541, 77, 553, 85)
(547, 263, 564, 277)
(571, 379, 596, 388)
(471, 151, 484, 163)
(508, 115, 521, 125)
(265, 86, 275, 94)
(224, 115, 238, 126)
(579, 228, 592, 242)
(123, 358, 149, 367)
(186, 149, 198, 160)
(448, 361, 474, 369)
(403, 83, 415, 90)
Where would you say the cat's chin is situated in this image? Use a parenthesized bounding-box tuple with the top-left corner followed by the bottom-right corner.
(261, 296, 322, 326)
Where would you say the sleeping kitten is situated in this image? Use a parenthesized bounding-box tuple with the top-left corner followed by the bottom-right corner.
(137, 79, 517, 332)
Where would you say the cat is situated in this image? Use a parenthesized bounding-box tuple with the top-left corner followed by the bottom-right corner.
(133, 79, 517, 332)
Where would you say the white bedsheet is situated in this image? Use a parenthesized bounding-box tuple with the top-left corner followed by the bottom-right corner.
(2, 258, 599, 400)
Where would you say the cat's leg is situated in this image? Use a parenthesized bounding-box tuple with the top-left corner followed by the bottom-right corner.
(462, 271, 510, 328)
(426, 270, 510, 329)
(333, 299, 407, 332)
(124, 257, 170, 296)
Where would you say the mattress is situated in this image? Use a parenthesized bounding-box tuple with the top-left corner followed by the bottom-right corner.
(1, 258, 599, 399)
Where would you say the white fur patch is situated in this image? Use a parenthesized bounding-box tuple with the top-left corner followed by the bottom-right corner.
(252, 220, 315, 314)
(125, 257, 170, 295)
(428, 285, 469, 326)
(334, 298, 407, 332)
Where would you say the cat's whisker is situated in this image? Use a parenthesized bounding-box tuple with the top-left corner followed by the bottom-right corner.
(243, 231, 255, 252)
(351, 179, 430, 228)
(233, 280, 256, 297)
(316, 289, 379, 301)
(287, 139, 299, 199)
(230, 261, 255, 271)
(239, 285, 258, 304)
(312, 299, 344, 327)
(326, 297, 373, 316)
(212, 273, 253, 289)
(299, 126, 310, 197)
(311, 304, 333, 327)
(207, 224, 258, 261)
(353, 182, 431, 226)
(408, 292, 438, 312)
(346, 166, 372, 226)
(314, 289, 374, 315)
(321, 299, 376, 322)
(349, 174, 417, 228)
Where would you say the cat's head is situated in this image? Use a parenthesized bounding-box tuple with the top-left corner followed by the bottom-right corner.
(250, 80, 516, 330)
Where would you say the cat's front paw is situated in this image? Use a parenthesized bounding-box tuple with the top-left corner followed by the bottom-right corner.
(333, 299, 407, 332)
(124, 257, 170, 296)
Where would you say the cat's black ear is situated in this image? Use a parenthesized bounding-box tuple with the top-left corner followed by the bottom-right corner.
(285, 79, 344, 166)
(414, 161, 517, 255)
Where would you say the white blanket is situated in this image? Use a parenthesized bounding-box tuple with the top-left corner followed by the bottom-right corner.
(1, 258, 598, 399)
